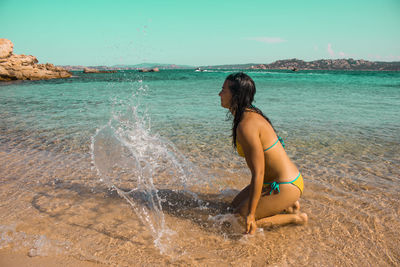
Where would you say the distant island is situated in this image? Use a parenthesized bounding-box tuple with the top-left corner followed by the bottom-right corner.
(62, 59, 400, 71)
(62, 63, 192, 71)
(246, 58, 400, 71)
(200, 59, 400, 71)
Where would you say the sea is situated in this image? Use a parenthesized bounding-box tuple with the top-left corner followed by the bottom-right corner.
(0, 69, 399, 266)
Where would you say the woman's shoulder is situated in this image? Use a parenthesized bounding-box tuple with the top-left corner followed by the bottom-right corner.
(240, 112, 275, 136)
(241, 111, 269, 127)
(237, 112, 264, 133)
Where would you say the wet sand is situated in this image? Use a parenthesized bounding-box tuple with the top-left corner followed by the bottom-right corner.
(1, 144, 399, 266)
(0, 249, 104, 267)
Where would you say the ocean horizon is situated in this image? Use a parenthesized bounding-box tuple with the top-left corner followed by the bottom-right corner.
(58, 58, 400, 71)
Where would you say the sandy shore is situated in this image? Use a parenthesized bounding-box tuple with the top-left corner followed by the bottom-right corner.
(0, 248, 105, 267)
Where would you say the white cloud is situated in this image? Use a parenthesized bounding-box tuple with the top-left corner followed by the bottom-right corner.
(327, 45, 358, 59)
(246, 37, 286, 44)
(327, 43, 335, 57)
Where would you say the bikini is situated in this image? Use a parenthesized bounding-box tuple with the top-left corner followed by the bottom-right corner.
(236, 136, 304, 195)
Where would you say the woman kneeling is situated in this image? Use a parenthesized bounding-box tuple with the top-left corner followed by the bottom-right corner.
(218, 72, 308, 234)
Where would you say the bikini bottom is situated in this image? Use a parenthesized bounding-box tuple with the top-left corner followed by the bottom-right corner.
(263, 172, 304, 195)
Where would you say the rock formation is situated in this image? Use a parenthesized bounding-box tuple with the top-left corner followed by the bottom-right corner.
(83, 68, 117, 73)
(250, 64, 267, 70)
(138, 67, 159, 72)
(0, 38, 72, 81)
(0, 39, 13, 58)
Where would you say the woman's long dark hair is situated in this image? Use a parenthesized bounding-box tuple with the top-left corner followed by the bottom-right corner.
(225, 72, 274, 148)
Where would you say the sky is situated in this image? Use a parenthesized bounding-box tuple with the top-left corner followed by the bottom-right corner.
(1, 0, 399, 66)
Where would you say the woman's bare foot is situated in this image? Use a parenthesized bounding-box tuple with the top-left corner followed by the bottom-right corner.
(293, 213, 308, 225)
(284, 200, 300, 214)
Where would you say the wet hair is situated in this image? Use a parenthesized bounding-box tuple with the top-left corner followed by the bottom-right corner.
(225, 72, 273, 148)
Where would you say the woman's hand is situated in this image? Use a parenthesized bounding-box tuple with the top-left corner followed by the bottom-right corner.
(245, 214, 257, 234)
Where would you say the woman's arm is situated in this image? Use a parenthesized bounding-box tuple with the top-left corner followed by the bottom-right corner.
(236, 121, 265, 234)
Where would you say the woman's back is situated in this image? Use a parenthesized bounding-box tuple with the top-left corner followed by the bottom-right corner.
(239, 111, 299, 182)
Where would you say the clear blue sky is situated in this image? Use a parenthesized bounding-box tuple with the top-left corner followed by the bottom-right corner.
(1, 0, 399, 66)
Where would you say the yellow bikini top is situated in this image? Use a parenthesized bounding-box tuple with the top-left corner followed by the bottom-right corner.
(236, 141, 245, 157)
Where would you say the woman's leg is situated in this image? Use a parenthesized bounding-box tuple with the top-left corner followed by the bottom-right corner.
(236, 184, 307, 227)
(231, 185, 250, 209)
(256, 213, 308, 227)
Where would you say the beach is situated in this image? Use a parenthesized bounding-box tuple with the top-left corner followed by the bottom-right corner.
(0, 70, 399, 266)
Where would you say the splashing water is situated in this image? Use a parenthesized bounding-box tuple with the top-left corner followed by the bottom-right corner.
(89, 81, 221, 255)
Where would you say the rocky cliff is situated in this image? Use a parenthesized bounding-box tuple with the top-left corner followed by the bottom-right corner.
(0, 39, 72, 81)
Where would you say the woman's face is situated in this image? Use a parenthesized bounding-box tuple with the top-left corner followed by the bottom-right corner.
(219, 80, 232, 109)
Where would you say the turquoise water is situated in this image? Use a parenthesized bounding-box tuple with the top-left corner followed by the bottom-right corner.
(1, 70, 399, 265)
(1, 70, 399, 177)
(2, 70, 399, 162)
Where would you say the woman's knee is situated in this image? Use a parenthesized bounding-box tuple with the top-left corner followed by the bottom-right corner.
(231, 185, 250, 208)
(234, 199, 249, 218)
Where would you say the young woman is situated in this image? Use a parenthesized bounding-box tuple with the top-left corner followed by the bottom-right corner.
(219, 72, 308, 234)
